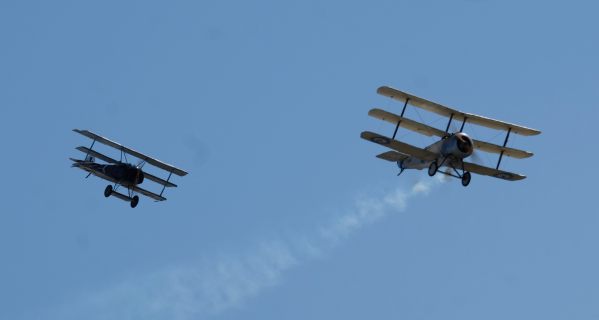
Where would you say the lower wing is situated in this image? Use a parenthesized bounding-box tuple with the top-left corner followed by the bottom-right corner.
(462, 161, 526, 181)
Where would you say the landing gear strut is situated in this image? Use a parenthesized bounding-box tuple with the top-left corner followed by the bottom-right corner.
(434, 157, 472, 187)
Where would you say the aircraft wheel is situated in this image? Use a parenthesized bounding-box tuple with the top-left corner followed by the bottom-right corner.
(130, 195, 139, 208)
(461, 172, 471, 187)
(428, 161, 438, 177)
(104, 185, 113, 197)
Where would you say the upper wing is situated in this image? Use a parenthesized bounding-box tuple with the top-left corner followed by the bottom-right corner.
(74, 129, 188, 176)
(462, 161, 526, 181)
(377, 86, 541, 136)
(361, 131, 437, 161)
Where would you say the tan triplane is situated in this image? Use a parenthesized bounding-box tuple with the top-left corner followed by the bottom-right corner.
(361, 86, 541, 186)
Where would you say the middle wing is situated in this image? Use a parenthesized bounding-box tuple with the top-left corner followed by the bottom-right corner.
(377, 86, 541, 136)
(471, 140, 533, 159)
(368, 108, 445, 137)
(367, 108, 533, 159)
(360, 131, 437, 161)
(75, 146, 177, 187)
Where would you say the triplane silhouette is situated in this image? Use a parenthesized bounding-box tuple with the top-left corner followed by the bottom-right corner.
(70, 129, 188, 208)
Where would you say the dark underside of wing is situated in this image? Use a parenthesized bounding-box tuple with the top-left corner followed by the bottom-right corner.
(70, 159, 118, 184)
(71, 159, 167, 200)
(131, 185, 166, 201)
(75, 147, 176, 188)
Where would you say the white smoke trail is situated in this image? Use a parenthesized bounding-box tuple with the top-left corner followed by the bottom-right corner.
(51, 179, 439, 320)
(319, 180, 433, 246)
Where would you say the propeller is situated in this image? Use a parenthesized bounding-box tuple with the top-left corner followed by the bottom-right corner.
(455, 133, 474, 155)
(450, 123, 487, 165)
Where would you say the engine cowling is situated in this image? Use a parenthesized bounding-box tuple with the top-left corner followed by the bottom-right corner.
(135, 169, 144, 185)
(441, 132, 474, 159)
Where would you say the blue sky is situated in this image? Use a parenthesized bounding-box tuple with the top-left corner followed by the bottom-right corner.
(1, 0, 598, 319)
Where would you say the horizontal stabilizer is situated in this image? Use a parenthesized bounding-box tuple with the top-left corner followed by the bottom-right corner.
(377, 86, 541, 136)
(376, 151, 409, 162)
(463, 161, 526, 181)
(361, 131, 437, 161)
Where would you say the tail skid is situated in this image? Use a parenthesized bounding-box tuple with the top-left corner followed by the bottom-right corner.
(397, 160, 405, 176)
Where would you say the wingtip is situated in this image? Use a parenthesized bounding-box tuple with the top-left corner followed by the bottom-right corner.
(376, 85, 391, 95)
(367, 108, 381, 116)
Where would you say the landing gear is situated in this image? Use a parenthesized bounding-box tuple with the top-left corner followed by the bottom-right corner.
(461, 172, 471, 187)
(104, 184, 139, 208)
(130, 195, 139, 208)
(428, 161, 438, 176)
(434, 157, 472, 187)
(104, 185, 113, 197)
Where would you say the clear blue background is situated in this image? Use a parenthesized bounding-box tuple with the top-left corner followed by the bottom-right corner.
(1, 0, 597, 319)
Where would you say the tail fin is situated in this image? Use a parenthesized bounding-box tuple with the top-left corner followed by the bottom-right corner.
(70, 157, 83, 168)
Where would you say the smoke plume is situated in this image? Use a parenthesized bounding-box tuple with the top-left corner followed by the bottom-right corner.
(52, 179, 438, 320)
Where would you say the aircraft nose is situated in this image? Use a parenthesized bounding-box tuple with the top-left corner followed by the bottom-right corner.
(456, 133, 473, 154)
(137, 170, 145, 184)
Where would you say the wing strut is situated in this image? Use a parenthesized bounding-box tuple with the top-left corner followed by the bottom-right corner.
(392, 98, 409, 139)
(159, 171, 173, 198)
(445, 113, 454, 133)
(83, 139, 97, 179)
(86, 139, 96, 158)
(496, 128, 512, 169)
(459, 117, 468, 132)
